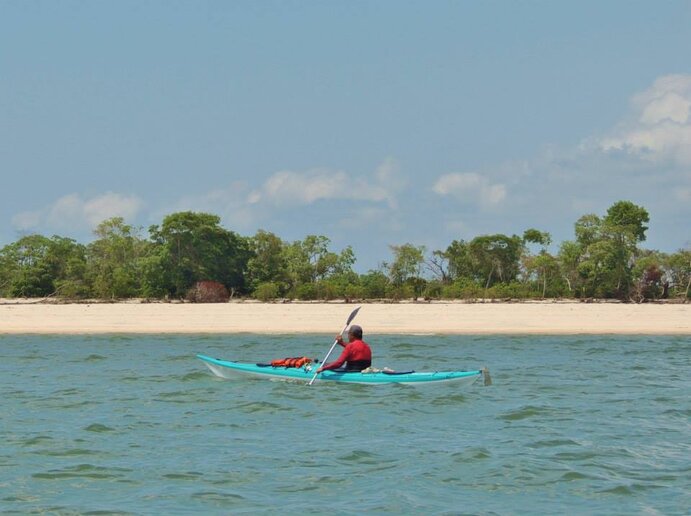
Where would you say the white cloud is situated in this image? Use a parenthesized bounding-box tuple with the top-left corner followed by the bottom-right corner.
(636, 75, 691, 124)
(48, 194, 82, 223)
(253, 168, 349, 206)
(160, 159, 407, 235)
(73, 192, 142, 227)
(11, 192, 143, 234)
(432, 172, 507, 207)
(599, 74, 691, 166)
(640, 92, 690, 125)
(249, 158, 405, 209)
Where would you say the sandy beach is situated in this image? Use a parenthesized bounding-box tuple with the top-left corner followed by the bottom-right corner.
(0, 300, 689, 335)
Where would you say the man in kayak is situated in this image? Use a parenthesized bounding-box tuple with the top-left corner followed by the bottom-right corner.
(317, 324, 372, 373)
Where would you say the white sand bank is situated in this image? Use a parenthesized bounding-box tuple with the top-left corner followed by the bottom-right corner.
(0, 300, 689, 335)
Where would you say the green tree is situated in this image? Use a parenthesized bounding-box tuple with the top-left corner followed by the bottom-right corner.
(385, 244, 426, 299)
(284, 235, 355, 295)
(523, 228, 552, 248)
(574, 214, 603, 248)
(524, 252, 560, 298)
(666, 248, 691, 299)
(147, 212, 251, 298)
(569, 201, 650, 299)
(566, 214, 607, 297)
(578, 239, 620, 298)
(468, 234, 524, 290)
(359, 270, 390, 299)
(442, 239, 474, 282)
(557, 240, 582, 296)
(87, 217, 148, 298)
(246, 230, 289, 293)
(49, 236, 90, 298)
(602, 201, 650, 298)
(0, 235, 87, 298)
(386, 244, 425, 285)
(318, 270, 360, 300)
(604, 200, 650, 243)
(522, 229, 554, 297)
(0, 235, 55, 297)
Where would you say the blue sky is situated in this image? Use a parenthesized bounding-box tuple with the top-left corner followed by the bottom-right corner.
(2, 1, 690, 271)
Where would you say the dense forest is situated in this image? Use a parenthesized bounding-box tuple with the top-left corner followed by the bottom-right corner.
(0, 200, 689, 302)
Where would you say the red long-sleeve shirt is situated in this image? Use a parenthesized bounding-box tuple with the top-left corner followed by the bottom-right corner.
(321, 339, 372, 371)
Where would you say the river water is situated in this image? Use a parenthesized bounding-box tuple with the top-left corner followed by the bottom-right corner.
(1, 334, 689, 515)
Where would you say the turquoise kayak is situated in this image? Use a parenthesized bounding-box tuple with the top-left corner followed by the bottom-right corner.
(196, 354, 489, 386)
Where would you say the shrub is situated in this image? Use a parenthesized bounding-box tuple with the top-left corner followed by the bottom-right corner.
(253, 282, 280, 302)
(295, 283, 317, 300)
(316, 281, 338, 300)
(386, 284, 414, 300)
(485, 281, 532, 299)
(423, 280, 444, 299)
(360, 271, 389, 299)
(344, 284, 364, 301)
(186, 281, 230, 303)
(443, 278, 482, 299)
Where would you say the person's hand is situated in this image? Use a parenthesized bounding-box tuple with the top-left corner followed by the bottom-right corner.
(335, 334, 345, 346)
(316, 367, 324, 373)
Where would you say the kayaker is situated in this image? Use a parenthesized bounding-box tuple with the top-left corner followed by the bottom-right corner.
(317, 324, 372, 373)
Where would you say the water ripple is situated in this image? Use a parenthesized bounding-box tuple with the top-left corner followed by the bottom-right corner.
(31, 448, 100, 457)
(84, 423, 115, 433)
(32, 464, 132, 480)
(498, 405, 555, 421)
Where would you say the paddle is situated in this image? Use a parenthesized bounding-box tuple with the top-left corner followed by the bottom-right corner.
(307, 306, 361, 386)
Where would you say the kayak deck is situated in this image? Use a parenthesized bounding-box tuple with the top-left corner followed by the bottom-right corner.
(196, 354, 485, 386)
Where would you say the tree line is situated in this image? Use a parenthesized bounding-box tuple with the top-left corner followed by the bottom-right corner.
(0, 200, 689, 302)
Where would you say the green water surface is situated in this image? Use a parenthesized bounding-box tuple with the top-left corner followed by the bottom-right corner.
(1, 334, 689, 514)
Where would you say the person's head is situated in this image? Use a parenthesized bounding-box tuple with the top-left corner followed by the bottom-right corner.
(347, 324, 363, 341)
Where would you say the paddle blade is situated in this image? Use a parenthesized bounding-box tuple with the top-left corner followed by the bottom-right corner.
(483, 367, 492, 386)
(346, 306, 361, 326)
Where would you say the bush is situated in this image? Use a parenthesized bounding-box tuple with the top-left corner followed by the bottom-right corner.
(316, 281, 338, 300)
(344, 284, 364, 301)
(442, 278, 483, 299)
(485, 281, 532, 299)
(253, 282, 280, 302)
(54, 279, 91, 299)
(294, 283, 317, 300)
(186, 281, 230, 303)
(386, 284, 414, 300)
(360, 271, 389, 299)
(423, 280, 444, 299)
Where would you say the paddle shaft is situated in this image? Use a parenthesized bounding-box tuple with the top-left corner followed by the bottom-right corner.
(308, 306, 360, 386)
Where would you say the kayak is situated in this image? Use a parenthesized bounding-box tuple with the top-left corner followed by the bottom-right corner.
(196, 354, 489, 386)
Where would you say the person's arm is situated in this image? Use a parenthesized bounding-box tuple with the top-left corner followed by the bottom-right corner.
(336, 334, 346, 347)
(317, 345, 351, 372)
